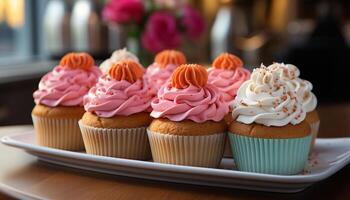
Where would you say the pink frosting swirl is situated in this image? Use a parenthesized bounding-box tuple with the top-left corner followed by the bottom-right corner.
(33, 66, 101, 107)
(151, 83, 229, 123)
(84, 75, 152, 117)
(207, 67, 250, 105)
(145, 63, 178, 95)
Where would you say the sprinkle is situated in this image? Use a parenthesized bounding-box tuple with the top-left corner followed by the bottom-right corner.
(281, 95, 287, 101)
(282, 107, 288, 113)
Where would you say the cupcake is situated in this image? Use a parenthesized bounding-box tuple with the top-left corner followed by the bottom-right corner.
(267, 63, 319, 151)
(229, 65, 312, 175)
(145, 50, 187, 96)
(208, 53, 251, 157)
(208, 53, 250, 115)
(100, 48, 139, 74)
(148, 64, 229, 168)
(79, 60, 153, 159)
(32, 52, 101, 150)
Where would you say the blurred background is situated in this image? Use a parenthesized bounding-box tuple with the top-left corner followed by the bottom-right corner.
(1, 0, 350, 125)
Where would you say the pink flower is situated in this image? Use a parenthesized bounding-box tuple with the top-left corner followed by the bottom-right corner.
(181, 5, 205, 39)
(102, 0, 144, 24)
(141, 12, 181, 53)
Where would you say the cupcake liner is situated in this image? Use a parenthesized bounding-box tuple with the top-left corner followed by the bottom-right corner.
(229, 133, 312, 175)
(79, 121, 151, 160)
(147, 130, 226, 168)
(32, 115, 84, 151)
(310, 120, 320, 152)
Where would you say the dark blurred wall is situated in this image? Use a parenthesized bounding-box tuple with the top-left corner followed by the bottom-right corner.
(283, 2, 350, 102)
(0, 78, 39, 125)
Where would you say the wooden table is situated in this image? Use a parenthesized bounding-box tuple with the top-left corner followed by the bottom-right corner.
(0, 104, 350, 200)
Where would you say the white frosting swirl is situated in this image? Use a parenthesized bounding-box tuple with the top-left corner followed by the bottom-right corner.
(267, 63, 317, 112)
(100, 48, 139, 74)
(232, 65, 306, 126)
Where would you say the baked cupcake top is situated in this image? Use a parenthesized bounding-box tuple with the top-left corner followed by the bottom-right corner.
(145, 50, 187, 95)
(100, 48, 139, 74)
(208, 53, 251, 106)
(151, 64, 229, 123)
(267, 63, 317, 113)
(232, 65, 306, 127)
(84, 60, 152, 117)
(33, 52, 101, 107)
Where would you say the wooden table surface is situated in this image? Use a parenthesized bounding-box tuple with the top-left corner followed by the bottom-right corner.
(0, 103, 350, 200)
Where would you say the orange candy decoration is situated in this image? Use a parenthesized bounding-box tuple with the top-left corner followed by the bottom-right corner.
(155, 50, 187, 68)
(212, 53, 243, 70)
(108, 60, 144, 83)
(60, 52, 94, 70)
(171, 64, 208, 89)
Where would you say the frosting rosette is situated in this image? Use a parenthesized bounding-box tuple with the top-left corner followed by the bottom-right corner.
(84, 61, 152, 117)
(145, 50, 187, 95)
(232, 65, 306, 126)
(151, 64, 229, 123)
(100, 48, 139, 74)
(33, 59, 101, 107)
(267, 63, 317, 112)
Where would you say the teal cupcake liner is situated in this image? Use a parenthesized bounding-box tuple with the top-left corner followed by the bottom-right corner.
(229, 133, 312, 175)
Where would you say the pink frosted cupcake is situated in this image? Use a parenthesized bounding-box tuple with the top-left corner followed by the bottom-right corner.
(79, 60, 153, 159)
(148, 64, 229, 168)
(208, 53, 250, 117)
(207, 53, 250, 157)
(32, 52, 101, 150)
(145, 50, 187, 96)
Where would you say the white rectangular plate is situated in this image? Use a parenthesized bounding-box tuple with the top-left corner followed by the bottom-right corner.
(2, 131, 350, 193)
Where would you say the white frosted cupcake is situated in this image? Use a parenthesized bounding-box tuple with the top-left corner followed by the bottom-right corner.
(229, 65, 312, 175)
(268, 63, 319, 151)
(100, 48, 139, 74)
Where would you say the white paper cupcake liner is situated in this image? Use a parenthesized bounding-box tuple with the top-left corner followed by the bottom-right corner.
(32, 115, 84, 151)
(147, 130, 226, 168)
(310, 120, 320, 152)
(79, 121, 151, 160)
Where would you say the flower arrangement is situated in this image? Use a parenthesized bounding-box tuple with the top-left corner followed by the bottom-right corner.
(102, 0, 205, 54)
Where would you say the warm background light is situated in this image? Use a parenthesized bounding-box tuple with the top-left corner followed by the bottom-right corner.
(2, 0, 25, 28)
(0, 0, 5, 23)
(269, 0, 297, 33)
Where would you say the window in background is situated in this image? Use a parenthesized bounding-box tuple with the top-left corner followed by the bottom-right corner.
(0, 0, 45, 65)
(0, 0, 30, 62)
